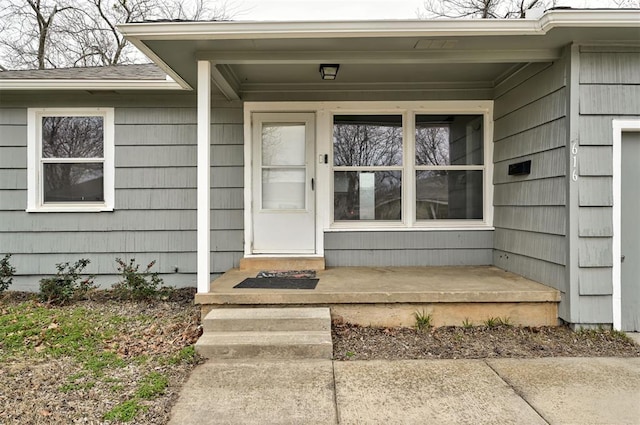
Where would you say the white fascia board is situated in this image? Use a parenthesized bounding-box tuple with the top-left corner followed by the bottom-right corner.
(538, 10, 640, 30)
(0, 79, 186, 90)
(118, 10, 640, 41)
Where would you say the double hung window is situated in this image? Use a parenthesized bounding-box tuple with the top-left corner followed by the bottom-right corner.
(27, 108, 114, 212)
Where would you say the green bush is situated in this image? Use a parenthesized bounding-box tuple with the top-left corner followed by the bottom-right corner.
(112, 258, 166, 300)
(39, 259, 95, 305)
(0, 253, 16, 293)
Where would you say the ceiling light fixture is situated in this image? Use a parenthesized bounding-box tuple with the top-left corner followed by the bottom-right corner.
(319, 64, 340, 80)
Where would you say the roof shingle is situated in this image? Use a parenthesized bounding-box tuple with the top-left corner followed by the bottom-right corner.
(0, 63, 167, 80)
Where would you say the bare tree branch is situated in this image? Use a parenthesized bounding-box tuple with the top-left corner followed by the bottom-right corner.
(0, 0, 237, 69)
(418, 0, 556, 19)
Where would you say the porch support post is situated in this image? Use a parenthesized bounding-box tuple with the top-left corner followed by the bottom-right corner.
(197, 60, 211, 294)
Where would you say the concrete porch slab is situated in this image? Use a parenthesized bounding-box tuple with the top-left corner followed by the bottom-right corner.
(195, 266, 560, 327)
(197, 266, 560, 305)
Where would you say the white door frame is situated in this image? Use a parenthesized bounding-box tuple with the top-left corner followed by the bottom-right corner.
(612, 119, 640, 330)
(243, 106, 324, 257)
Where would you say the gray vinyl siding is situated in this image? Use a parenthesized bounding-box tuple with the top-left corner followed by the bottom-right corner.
(575, 47, 640, 323)
(0, 95, 244, 289)
(492, 54, 568, 300)
(324, 231, 493, 267)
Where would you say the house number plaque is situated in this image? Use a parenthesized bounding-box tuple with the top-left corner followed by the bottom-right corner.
(571, 141, 578, 181)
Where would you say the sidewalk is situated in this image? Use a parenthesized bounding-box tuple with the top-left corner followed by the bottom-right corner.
(169, 357, 640, 424)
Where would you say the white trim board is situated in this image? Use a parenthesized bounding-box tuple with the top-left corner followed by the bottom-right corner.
(612, 119, 640, 331)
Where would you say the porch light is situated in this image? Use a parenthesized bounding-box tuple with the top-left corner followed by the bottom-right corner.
(319, 64, 340, 80)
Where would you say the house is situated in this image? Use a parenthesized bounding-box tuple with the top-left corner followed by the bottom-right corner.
(0, 8, 638, 331)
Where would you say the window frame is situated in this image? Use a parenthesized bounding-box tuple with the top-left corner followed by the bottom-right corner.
(27, 107, 115, 212)
(329, 105, 494, 230)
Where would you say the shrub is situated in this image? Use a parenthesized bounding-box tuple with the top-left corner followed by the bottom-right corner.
(39, 259, 95, 305)
(0, 253, 16, 293)
(112, 258, 165, 300)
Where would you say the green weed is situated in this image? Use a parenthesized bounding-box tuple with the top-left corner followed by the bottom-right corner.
(484, 316, 512, 328)
(462, 318, 473, 328)
(414, 310, 433, 331)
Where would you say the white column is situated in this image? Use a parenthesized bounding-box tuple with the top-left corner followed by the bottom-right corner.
(197, 60, 211, 293)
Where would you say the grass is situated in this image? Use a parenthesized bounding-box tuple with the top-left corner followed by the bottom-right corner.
(103, 372, 169, 422)
(0, 297, 200, 423)
(103, 399, 148, 422)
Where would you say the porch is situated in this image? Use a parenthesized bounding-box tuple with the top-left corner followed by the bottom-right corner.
(195, 265, 560, 328)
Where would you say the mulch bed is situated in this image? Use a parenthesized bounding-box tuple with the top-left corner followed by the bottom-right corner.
(332, 321, 640, 361)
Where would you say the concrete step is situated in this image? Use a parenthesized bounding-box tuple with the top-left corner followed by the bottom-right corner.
(202, 307, 331, 332)
(195, 331, 333, 360)
(239, 256, 325, 271)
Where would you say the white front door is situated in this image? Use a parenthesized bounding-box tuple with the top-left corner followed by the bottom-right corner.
(252, 113, 315, 254)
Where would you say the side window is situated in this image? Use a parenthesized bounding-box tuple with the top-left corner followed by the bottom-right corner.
(27, 108, 114, 212)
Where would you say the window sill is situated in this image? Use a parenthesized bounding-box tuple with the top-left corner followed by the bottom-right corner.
(27, 206, 114, 213)
(326, 223, 494, 232)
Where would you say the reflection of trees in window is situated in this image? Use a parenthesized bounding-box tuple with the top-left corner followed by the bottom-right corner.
(41, 116, 104, 202)
(333, 117, 402, 167)
(333, 115, 403, 221)
(42, 116, 103, 158)
(415, 126, 449, 166)
(415, 115, 484, 220)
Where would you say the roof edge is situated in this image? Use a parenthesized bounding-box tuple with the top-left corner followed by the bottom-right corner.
(118, 10, 640, 40)
(0, 79, 187, 91)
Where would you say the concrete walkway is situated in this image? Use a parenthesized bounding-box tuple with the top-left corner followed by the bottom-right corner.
(169, 357, 640, 425)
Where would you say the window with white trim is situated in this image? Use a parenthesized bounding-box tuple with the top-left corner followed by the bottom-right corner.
(332, 112, 486, 226)
(27, 108, 114, 212)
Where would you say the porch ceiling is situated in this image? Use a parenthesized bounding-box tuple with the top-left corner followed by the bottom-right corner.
(119, 10, 640, 100)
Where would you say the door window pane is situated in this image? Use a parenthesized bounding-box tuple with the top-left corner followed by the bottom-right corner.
(415, 115, 483, 165)
(416, 170, 483, 219)
(43, 163, 104, 202)
(334, 115, 403, 166)
(42, 116, 104, 158)
(262, 169, 305, 210)
(334, 171, 402, 221)
(262, 124, 305, 166)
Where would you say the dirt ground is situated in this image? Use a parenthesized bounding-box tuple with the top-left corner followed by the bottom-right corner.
(332, 320, 640, 361)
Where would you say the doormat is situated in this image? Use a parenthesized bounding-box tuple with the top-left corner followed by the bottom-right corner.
(256, 270, 316, 278)
(233, 277, 319, 290)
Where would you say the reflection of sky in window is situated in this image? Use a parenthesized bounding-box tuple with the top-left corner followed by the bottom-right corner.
(262, 124, 305, 166)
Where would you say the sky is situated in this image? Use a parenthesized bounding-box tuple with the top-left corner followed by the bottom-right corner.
(233, 0, 623, 20)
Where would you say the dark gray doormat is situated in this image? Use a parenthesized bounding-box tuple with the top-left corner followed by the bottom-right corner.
(233, 278, 319, 290)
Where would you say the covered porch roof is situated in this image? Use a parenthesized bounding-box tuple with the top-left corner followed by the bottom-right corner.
(119, 9, 640, 101)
